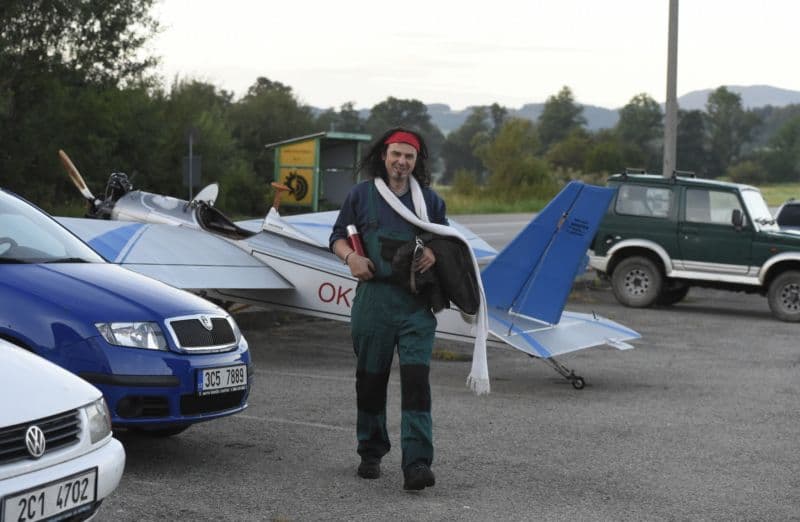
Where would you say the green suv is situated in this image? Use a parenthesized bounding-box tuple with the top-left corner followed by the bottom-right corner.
(589, 173, 800, 321)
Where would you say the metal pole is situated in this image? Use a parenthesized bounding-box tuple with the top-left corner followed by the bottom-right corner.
(662, 0, 679, 178)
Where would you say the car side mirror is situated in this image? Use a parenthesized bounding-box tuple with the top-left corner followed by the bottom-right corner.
(731, 208, 744, 230)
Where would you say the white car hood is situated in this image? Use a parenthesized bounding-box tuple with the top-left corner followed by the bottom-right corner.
(1, 342, 100, 426)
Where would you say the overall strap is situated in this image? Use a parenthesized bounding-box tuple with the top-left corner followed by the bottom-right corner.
(366, 180, 379, 232)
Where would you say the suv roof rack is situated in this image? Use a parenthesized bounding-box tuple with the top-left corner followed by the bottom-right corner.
(620, 167, 647, 180)
(672, 169, 696, 179)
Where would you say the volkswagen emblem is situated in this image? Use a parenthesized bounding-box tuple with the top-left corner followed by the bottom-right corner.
(199, 315, 213, 331)
(25, 425, 46, 458)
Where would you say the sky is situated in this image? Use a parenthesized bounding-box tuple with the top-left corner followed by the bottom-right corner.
(149, 1, 800, 111)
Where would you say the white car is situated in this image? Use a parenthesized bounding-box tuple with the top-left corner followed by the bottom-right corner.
(0, 339, 125, 521)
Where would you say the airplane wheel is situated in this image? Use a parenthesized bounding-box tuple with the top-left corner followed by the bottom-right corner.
(571, 377, 585, 390)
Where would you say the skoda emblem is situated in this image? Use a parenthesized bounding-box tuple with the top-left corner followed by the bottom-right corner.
(25, 425, 46, 458)
(200, 315, 213, 331)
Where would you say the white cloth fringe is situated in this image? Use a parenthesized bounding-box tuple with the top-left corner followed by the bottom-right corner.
(374, 177, 490, 395)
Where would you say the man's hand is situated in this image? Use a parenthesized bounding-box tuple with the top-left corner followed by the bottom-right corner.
(413, 246, 436, 274)
(348, 254, 375, 281)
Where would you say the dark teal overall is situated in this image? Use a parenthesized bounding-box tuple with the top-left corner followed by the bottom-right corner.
(351, 182, 436, 469)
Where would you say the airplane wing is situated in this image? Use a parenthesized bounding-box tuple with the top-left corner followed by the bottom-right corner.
(57, 217, 292, 291)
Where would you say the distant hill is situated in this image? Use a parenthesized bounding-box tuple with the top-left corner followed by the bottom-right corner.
(676, 85, 800, 111)
(317, 85, 800, 135)
(425, 102, 618, 135)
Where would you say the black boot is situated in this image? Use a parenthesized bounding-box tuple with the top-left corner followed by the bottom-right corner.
(357, 458, 381, 479)
(403, 462, 435, 490)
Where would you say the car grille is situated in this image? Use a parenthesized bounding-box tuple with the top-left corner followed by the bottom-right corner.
(0, 409, 80, 464)
(167, 315, 237, 352)
(180, 390, 246, 415)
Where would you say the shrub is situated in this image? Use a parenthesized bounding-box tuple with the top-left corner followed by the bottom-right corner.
(728, 160, 766, 185)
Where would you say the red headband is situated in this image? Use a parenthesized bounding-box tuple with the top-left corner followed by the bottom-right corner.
(384, 131, 420, 152)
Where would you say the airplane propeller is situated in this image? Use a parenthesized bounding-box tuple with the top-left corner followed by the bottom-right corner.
(270, 182, 292, 211)
(58, 150, 96, 203)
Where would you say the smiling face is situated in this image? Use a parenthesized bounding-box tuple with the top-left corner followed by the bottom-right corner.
(382, 142, 418, 189)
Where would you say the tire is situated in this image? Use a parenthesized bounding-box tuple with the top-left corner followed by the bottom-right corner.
(611, 256, 663, 308)
(656, 283, 690, 306)
(767, 271, 800, 322)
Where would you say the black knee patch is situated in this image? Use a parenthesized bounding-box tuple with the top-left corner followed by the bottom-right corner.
(400, 364, 431, 412)
(356, 370, 390, 414)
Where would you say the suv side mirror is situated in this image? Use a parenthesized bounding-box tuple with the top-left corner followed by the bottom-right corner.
(731, 208, 744, 230)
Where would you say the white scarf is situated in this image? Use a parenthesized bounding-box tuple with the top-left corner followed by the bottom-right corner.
(374, 177, 490, 395)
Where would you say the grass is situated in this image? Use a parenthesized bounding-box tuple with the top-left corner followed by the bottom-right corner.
(757, 183, 800, 206)
(435, 186, 550, 214)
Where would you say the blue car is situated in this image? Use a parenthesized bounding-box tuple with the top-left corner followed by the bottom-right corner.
(0, 188, 251, 436)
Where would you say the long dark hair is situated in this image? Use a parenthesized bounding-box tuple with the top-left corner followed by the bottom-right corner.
(358, 127, 431, 187)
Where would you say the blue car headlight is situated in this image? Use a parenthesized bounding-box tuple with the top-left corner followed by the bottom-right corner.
(95, 321, 167, 350)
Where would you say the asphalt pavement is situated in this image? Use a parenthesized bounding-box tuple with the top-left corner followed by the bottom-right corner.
(99, 283, 800, 521)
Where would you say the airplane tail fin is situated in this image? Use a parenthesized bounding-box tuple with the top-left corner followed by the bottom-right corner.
(481, 181, 614, 325)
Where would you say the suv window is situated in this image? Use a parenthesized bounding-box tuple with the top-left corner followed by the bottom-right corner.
(685, 188, 745, 226)
(615, 184, 672, 218)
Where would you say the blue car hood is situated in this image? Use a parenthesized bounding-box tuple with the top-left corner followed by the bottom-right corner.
(1, 262, 221, 322)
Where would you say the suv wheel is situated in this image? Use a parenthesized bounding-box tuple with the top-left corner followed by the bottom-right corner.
(768, 271, 800, 322)
(611, 256, 663, 308)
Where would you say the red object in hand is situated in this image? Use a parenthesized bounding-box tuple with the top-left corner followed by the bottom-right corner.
(346, 225, 365, 256)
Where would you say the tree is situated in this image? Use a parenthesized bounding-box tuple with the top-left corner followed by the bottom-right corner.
(537, 86, 586, 152)
(156, 80, 249, 201)
(615, 93, 663, 171)
(676, 110, 707, 175)
(761, 116, 800, 182)
(584, 130, 624, 175)
(229, 77, 315, 182)
(0, 0, 159, 86)
(441, 107, 494, 184)
(705, 86, 761, 177)
(546, 128, 592, 172)
(477, 118, 556, 199)
(488, 103, 508, 138)
(315, 102, 366, 133)
(365, 97, 445, 164)
(0, 0, 160, 208)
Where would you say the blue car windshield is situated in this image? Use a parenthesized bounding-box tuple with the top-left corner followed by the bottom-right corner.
(0, 191, 105, 263)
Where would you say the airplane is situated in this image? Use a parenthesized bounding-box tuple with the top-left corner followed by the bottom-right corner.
(56, 150, 640, 390)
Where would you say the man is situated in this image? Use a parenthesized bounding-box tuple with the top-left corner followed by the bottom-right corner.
(329, 127, 446, 491)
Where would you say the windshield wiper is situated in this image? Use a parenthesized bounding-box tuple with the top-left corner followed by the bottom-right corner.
(0, 258, 31, 264)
